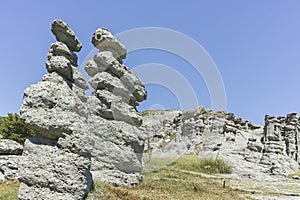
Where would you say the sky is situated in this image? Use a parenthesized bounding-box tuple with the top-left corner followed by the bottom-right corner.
(0, 1, 300, 124)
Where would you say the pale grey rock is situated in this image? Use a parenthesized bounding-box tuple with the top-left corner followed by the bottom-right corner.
(0, 139, 23, 155)
(21, 73, 87, 140)
(46, 56, 72, 80)
(89, 72, 131, 100)
(18, 138, 92, 200)
(20, 41, 92, 199)
(48, 42, 78, 66)
(0, 155, 20, 180)
(120, 67, 147, 104)
(141, 108, 300, 182)
(247, 139, 263, 152)
(93, 51, 128, 78)
(92, 28, 126, 61)
(88, 117, 145, 186)
(19, 21, 148, 199)
(51, 19, 82, 52)
(84, 59, 102, 77)
(0, 172, 4, 182)
(72, 67, 89, 90)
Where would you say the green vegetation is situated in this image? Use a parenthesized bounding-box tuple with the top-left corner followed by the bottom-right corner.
(0, 113, 35, 144)
(0, 180, 19, 200)
(87, 155, 240, 199)
(170, 155, 233, 174)
(88, 168, 245, 200)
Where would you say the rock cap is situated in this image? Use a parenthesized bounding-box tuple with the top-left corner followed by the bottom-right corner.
(51, 19, 82, 52)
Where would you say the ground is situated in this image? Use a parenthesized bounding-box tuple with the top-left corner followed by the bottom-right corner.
(1, 156, 299, 200)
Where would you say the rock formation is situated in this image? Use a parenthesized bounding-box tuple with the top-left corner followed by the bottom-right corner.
(19, 19, 92, 200)
(18, 20, 147, 199)
(85, 27, 147, 186)
(16, 19, 300, 199)
(0, 139, 23, 182)
(142, 108, 299, 181)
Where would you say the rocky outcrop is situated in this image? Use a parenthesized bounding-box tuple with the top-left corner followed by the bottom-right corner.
(259, 113, 300, 176)
(142, 107, 299, 181)
(0, 139, 23, 182)
(85, 28, 147, 186)
(19, 20, 92, 200)
(18, 20, 147, 199)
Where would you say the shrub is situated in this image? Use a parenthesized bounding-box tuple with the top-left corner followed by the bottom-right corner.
(0, 113, 35, 144)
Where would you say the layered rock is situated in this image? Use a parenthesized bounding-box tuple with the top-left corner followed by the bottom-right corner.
(0, 139, 23, 182)
(142, 108, 299, 181)
(19, 20, 92, 200)
(85, 28, 146, 127)
(85, 28, 147, 186)
(259, 114, 300, 176)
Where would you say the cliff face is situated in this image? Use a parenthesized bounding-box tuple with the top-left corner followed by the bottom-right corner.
(141, 108, 299, 181)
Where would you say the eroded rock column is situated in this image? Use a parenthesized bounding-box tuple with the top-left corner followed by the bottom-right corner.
(19, 20, 92, 200)
(85, 28, 147, 186)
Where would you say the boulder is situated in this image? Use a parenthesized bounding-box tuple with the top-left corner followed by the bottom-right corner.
(92, 28, 126, 61)
(0, 139, 23, 155)
(0, 155, 20, 180)
(18, 138, 92, 200)
(51, 19, 82, 52)
(46, 55, 72, 80)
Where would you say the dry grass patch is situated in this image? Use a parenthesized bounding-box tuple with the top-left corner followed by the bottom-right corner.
(0, 180, 19, 200)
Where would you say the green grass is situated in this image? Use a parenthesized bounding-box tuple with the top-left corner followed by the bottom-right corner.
(170, 155, 233, 174)
(88, 169, 245, 200)
(0, 180, 19, 200)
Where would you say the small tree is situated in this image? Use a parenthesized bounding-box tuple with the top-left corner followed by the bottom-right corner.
(0, 113, 35, 144)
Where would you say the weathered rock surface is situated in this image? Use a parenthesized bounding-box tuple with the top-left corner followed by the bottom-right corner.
(92, 28, 126, 61)
(0, 139, 23, 181)
(19, 20, 92, 200)
(51, 20, 82, 52)
(0, 155, 20, 181)
(85, 29, 147, 127)
(19, 137, 92, 200)
(0, 139, 23, 155)
(84, 28, 147, 186)
(18, 20, 147, 199)
(141, 107, 300, 181)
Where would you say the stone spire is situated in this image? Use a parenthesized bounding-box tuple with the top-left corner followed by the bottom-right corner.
(19, 20, 92, 200)
(85, 28, 147, 126)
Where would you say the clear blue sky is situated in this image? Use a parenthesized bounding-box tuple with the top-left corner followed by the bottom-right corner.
(1, 0, 300, 124)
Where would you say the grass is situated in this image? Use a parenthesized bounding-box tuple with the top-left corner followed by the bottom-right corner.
(88, 169, 245, 200)
(87, 155, 240, 199)
(0, 180, 19, 200)
(170, 155, 233, 174)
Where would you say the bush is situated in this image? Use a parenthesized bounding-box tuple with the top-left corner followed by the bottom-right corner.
(170, 155, 232, 174)
(0, 113, 35, 144)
